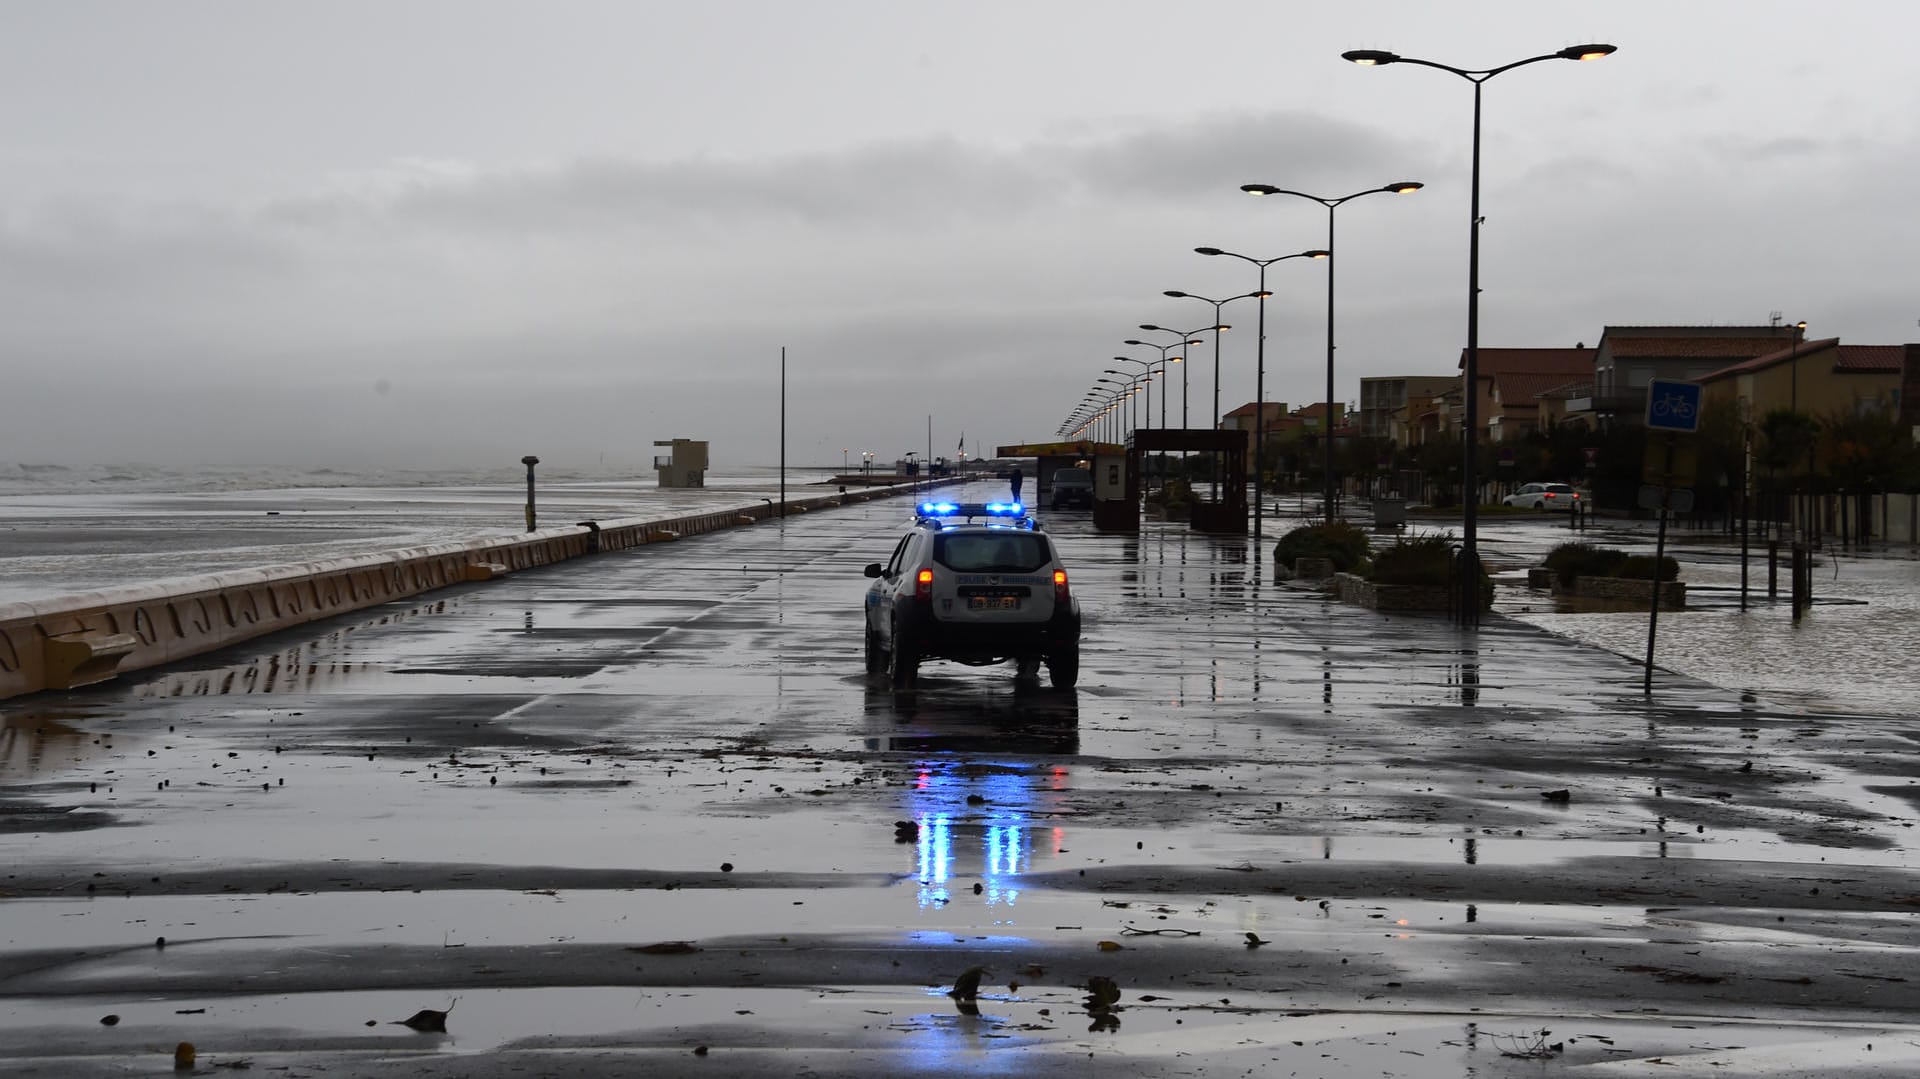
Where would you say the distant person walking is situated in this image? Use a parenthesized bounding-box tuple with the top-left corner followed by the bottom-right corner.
(1008, 468, 1024, 505)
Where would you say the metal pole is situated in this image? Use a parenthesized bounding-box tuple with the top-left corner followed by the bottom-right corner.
(779, 347, 787, 518)
(1324, 203, 1337, 523)
(1254, 265, 1269, 543)
(1459, 79, 1484, 624)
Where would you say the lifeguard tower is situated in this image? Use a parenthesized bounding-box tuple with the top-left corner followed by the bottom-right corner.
(653, 438, 709, 488)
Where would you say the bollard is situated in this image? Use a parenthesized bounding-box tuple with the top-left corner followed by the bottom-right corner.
(521, 455, 540, 532)
(1790, 542, 1809, 621)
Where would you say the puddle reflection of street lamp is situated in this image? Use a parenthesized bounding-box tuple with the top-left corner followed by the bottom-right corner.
(1241, 181, 1423, 524)
(1342, 42, 1614, 621)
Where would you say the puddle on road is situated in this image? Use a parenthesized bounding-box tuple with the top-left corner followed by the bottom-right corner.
(4, 984, 1914, 1077)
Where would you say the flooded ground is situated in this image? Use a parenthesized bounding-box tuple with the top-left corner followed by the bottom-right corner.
(5, 488, 1920, 1076)
(1462, 512, 1920, 717)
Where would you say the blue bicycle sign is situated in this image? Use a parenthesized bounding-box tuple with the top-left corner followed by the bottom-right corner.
(1645, 379, 1702, 433)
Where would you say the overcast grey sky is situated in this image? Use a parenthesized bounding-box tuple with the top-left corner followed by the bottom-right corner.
(2, 1, 1914, 471)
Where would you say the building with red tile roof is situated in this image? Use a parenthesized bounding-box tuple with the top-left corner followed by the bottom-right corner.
(1698, 339, 1912, 423)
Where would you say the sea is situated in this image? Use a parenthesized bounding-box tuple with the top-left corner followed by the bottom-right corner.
(0, 461, 850, 606)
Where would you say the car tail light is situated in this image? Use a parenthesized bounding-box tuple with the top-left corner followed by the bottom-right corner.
(915, 568, 934, 602)
(1545, 492, 1557, 500)
(1053, 568, 1069, 602)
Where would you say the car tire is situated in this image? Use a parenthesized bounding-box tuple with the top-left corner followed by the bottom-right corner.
(1046, 648, 1078, 690)
(864, 627, 886, 675)
(888, 622, 918, 692)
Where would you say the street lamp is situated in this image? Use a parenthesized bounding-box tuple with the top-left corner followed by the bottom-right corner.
(1122, 338, 1195, 430)
(1133, 326, 1214, 428)
(1192, 246, 1330, 542)
(1241, 181, 1422, 524)
(1161, 294, 1263, 433)
(1107, 357, 1154, 431)
(1343, 42, 1615, 622)
(1096, 376, 1139, 440)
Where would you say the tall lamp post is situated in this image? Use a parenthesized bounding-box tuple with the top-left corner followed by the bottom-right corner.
(1342, 43, 1614, 622)
(1134, 326, 1216, 428)
(1192, 247, 1329, 542)
(1240, 181, 1422, 523)
(1107, 358, 1154, 431)
(1095, 376, 1137, 440)
(1121, 339, 1196, 430)
(1161, 293, 1263, 433)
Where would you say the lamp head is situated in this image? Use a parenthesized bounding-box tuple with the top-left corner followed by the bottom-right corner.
(1241, 183, 1279, 196)
(1557, 43, 1616, 61)
(1123, 339, 1145, 347)
(1163, 290, 1189, 298)
(1387, 180, 1423, 194)
(1195, 246, 1224, 256)
(1342, 49, 1400, 66)
(1246, 290, 1268, 300)
(1169, 355, 1182, 364)
(1306, 249, 1331, 259)
(1139, 324, 1165, 332)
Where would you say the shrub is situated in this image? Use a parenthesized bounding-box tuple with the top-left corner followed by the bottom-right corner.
(1369, 532, 1454, 586)
(1618, 554, 1680, 581)
(1368, 530, 1493, 604)
(1542, 542, 1630, 586)
(1273, 520, 1372, 573)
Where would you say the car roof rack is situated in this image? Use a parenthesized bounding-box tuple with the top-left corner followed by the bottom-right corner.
(912, 501, 1039, 530)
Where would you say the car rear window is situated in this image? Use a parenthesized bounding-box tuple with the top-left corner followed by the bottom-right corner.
(935, 532, 1051, 573)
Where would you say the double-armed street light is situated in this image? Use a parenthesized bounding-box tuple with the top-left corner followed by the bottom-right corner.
(1342, 42, 1615, 622)
(1096, 375, 1142, 440)
(1160, 293, 1263, 433)
(1241, 181, 1422, 525)
(1107, 357, 1155, 433)
(1133, 326, 1215, 428)
(1191, 246, 1329, 542)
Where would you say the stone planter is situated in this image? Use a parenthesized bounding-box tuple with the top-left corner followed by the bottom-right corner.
(1333, 572, 1453, 612)
(1293, 556, 1336, 580)
(1551, 575, 1686, 609)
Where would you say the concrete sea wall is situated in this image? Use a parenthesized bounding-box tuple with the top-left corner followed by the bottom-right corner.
(0, 484, 928, 701)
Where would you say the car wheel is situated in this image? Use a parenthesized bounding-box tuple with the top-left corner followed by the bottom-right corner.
(1046, 648, 1079, 690)
(888, 622, 918, 692)
(864, 627, 887, 675)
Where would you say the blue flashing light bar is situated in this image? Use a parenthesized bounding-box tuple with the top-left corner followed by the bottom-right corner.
(917, 501, 961, 516)
(983, 502, 1024, 515)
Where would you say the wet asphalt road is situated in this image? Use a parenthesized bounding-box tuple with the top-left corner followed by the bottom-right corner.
(5, 482, 1920, 1077)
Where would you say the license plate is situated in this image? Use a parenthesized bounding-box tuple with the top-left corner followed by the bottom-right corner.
(968, 596, 1021, 611)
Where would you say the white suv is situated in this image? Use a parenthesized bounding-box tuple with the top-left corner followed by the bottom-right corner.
(1502, 482, 1582, 511)
(862, 500, 1081, 691)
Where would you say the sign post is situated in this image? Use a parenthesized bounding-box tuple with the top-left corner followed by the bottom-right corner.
(1640, 380, 1701, 692)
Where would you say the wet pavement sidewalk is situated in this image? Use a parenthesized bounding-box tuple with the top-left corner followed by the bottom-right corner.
(4, 485, 1920, 1077)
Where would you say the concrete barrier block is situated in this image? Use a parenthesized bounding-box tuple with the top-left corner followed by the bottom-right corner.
(44, 630, 139, 690)
(464, 562, 510, 582)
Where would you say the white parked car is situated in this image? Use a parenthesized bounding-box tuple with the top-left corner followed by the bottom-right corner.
(1502, 482, 1583, 511)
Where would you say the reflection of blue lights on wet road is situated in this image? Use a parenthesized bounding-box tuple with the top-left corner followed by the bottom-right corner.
(909, 764, 1069, 911)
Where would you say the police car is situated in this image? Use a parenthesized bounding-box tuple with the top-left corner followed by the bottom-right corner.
(862, 500, 1081, 691)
